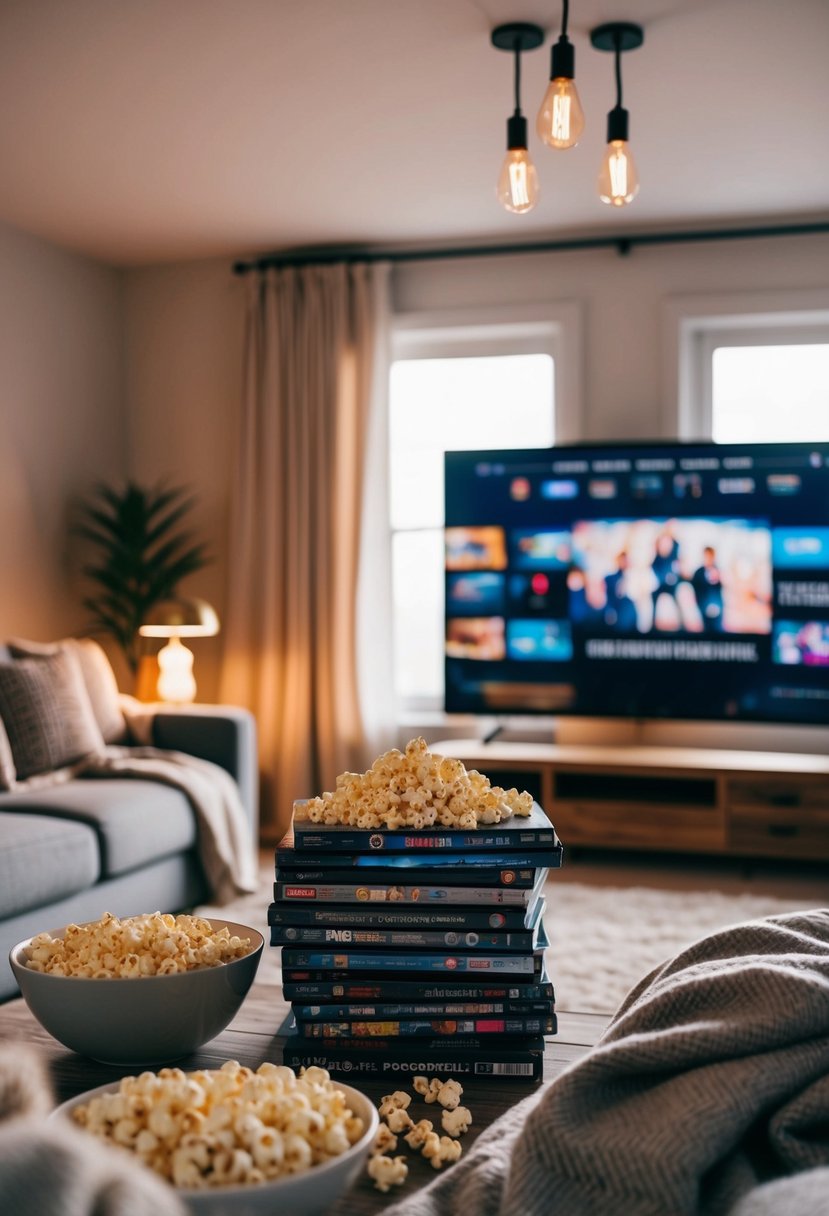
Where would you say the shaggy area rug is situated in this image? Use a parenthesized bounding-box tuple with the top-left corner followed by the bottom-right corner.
(200, 857, 821, 1016)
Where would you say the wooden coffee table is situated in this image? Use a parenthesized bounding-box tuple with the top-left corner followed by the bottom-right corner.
(0, 980, 608, 1213)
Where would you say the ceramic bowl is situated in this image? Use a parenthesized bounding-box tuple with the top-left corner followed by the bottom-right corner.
(51, 1077, 379, 1216)
(9, 917, 263, 1065)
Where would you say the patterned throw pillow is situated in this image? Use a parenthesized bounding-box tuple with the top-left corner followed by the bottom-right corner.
(8, 637, 126, 744)
(0, 717, 15, 789)
(0, 651, 106, 781)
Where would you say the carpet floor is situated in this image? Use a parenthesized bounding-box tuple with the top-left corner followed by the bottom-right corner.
(199, 851, 829, 1016)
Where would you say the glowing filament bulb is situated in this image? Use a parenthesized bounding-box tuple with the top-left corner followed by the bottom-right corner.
(598, 140, 639, 206)
(536, 78, 585, 149)
(497, 148, 539, 214)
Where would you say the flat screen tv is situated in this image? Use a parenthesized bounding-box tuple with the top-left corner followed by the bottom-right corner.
(444, 440, 829, 725)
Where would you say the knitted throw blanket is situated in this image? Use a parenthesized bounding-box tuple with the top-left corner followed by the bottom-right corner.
(386, 910, 829, 1216)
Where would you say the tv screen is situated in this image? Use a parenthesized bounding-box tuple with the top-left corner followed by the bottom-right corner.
(444, 440, 829, 725)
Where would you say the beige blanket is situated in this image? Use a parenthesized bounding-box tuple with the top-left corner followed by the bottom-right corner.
(0, 1044, 185, 1216)
(386, 910, 829, 1216)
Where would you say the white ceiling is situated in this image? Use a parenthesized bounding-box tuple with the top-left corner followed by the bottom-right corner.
(0, 0, 826, 267)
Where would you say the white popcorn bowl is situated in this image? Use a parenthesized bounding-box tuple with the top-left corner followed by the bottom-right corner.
(51, 1076, 379, 1216)
(9, 917, 263, 1065)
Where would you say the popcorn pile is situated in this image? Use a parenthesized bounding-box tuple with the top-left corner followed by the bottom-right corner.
(23, 912, 252, 978)
(368, 1075, 473, 1192)
(71, 1061, 364, 1189)
(295, 737, 533, 830)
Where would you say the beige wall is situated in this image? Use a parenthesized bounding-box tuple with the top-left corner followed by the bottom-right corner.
(123, 260, 245, 701)
(120, 231, 829, 707)
(0, 221, 125, 651)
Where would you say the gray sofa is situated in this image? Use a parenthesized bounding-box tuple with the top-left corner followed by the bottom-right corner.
(0, 698, 258, 1000)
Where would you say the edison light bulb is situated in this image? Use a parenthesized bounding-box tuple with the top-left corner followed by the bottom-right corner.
(598, 139, 639, 206)
(497, 147, 539, 214)
(536, 77, 585, 149)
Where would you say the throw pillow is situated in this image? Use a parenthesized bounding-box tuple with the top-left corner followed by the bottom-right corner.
(0, 717, 15, 790)
(0, 651, 106, 781)
(8, 637, 126, 744)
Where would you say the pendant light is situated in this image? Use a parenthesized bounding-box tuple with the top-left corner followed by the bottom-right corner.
(536, 0, 584, 149)
(492, 23, 544, 214)
(591, 22, 644, 207)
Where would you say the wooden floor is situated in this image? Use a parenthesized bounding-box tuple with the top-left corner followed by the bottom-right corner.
(0, 977, 607, 1213)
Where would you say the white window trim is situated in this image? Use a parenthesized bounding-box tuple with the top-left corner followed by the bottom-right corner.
(388, 301, 583, 722)
(661, 288, 829, 440)
(391, 301, 583, 444)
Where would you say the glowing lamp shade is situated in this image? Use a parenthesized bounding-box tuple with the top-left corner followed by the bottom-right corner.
(138, 598, 220, 704)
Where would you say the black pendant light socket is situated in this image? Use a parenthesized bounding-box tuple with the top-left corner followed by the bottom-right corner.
(550, 35, 575, 81)
(607, 106, 629, 143)
(507, 112, 529, 150)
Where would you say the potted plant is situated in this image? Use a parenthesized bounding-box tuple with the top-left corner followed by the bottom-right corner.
(78, 482, 210, 676)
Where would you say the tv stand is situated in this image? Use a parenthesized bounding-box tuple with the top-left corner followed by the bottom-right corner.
(434, 739, 829, 860)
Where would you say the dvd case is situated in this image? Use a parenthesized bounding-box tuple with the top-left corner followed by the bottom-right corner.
(291, 800, 558, 853)
(276, 864, 541, 887)
(292, 999, 555, 1020)
(280, 948, 543, 976)
(281, 1038, 545, 1080)
(270, 900, 544, 952)
(281, 977, 555, 1002)
(273, 881, 540, 906)
(267, 900, 536, 931)
(296, 1015, 557, 1038)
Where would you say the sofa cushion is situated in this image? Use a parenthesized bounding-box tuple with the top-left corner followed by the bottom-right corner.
(8, 637, 127, 744)
(0, 651, 105, 780)
(0, 779, 197, 877)
(0, 812, 100, 919)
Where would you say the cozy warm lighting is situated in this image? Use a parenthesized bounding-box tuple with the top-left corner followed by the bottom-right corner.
(139, 597, 220, 703)
(492, 23, 543, 215)
(536, 1, 584, 149)
(591, 22, 644, 208)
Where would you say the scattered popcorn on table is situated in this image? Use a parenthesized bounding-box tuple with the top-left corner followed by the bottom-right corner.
(378, 1091, 411, 1117)
(23, 912, 251, 978)
(385, 1107, 414, 1135)
(294, 738, 533, 830)
(372, 1124, 398, 1156)
(435, 1079, 464, 1110)
(404, 1119, 434, 1149)
(441, 1106, 472, 1137)
(70, 1061, 364, 1188)
(421, 1132, 463, 1170)
(422, 1079, 444, 1104)
(367, 1153, 409, 1192)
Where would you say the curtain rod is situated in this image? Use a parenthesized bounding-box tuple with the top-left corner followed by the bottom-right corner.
(232, 220, 829, 275)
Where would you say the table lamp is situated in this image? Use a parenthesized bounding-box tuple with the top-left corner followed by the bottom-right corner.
(138, 597, 220, 703)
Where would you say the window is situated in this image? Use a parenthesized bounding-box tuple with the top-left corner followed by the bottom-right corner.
(388, 305, 581, 711)
(667, 290, 829, 442)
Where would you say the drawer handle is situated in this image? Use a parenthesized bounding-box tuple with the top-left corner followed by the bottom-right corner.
(767, 824, 799, 838)
(769, 794, 801, 808)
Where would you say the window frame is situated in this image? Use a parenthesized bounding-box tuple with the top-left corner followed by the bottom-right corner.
(388, 302, 583, 716)
(662, 289, 829, 440)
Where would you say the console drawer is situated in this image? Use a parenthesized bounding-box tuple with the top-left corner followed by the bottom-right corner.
(729, 804, 829, 859)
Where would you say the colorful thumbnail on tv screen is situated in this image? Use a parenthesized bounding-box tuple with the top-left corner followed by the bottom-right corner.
(444, 442, 829, 724)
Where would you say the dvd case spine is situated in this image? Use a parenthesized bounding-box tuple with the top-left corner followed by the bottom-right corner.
(296, 1015, 557, 1038)
(281, 1041, 544, 1081)
(270, 926, 539, 951)
(280, 948, 543, 975)
(275, 865, 541, 887)
(281, 978, 555, 1002)
(273, 882, 537, 906)
(292, 999, 555, 1020)
(267, 901, 535, 931)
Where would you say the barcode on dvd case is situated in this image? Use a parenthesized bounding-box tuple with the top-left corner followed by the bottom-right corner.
(488, 1063, 535, 1076)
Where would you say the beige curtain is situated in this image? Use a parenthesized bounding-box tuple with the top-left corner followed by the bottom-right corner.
(219, 262, 392, 839)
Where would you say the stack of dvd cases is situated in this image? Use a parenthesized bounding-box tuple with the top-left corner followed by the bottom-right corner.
(271, 800, 562, 1081)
